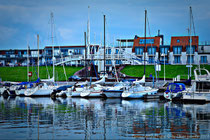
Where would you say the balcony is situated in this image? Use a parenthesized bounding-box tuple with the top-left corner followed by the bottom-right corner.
(186, 53, 195, 56)
(186, 61, 194, 64)
(173, 61, 182, 64)
(160, 52, 169, 56)
(147, 53, 156, 56)
(22, 54, 28, 57)
(135, 54, 143, 57)
(200, 60, 208, 64)
(173, 53, 182, 56)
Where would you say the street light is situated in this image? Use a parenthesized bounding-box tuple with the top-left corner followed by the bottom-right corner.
(161, 50, 169, 82)
(161, 53, 166, 82)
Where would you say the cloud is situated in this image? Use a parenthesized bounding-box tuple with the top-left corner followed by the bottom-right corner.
(0, 0, 210, 49)
(0, 26, 17, 41)
(58, 28, 73, 40)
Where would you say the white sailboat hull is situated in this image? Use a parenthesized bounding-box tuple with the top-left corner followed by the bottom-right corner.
(80, 90, 102, 98)
(16, 89, 26, 96)
(122, 89, 158, 99)
(24, 87, 53, 97)
(70, 91, 81, 97)
(103, 90, 123, 98)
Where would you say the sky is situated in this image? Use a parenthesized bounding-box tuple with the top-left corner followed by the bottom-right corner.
(0, 0, 210, 50)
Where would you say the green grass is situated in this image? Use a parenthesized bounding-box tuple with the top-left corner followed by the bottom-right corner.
(0, 66, 83, 82)
(121, 64, 210, 79)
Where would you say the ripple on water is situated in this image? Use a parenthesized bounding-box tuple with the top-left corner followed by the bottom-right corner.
(0, 97, 210, 139)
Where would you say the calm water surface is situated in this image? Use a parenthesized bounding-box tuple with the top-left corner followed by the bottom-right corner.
(0, 96, 210, 139)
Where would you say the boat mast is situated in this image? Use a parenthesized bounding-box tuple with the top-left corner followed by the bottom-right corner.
(27, 45, 29, 82)
(144, 10, 147, 75)
(50, 12, 55, 82)
(104, 15, 106, 75)
(37, 34, 39, 79)
(84, 32, 87, 79)
(87, 6, 90, 59)
(190, 6, 192, 78)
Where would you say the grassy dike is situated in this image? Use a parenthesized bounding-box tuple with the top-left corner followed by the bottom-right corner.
(0, 66, 83, 82)
(120, 64, 210, 79)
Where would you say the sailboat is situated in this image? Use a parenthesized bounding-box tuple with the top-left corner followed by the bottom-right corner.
(121, 77, 158, 99)
(80, 84, 104, 98)
(122, 10, 158, 99)
(180, 7, 210, 102)
(24, 13, 56, 97)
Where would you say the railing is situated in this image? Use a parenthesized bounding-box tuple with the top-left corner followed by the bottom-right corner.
(22, 54, 28, 57)
(173, 61, 182, 64)
(200, 60, 208, 64)
(186, 53, 194, 55)
(173, 53, 182, 56)
(199, 41, 210, 45)
(186, 61, 194, 64)
(160, 52, 168, 56)
(147, 53, 156, 56)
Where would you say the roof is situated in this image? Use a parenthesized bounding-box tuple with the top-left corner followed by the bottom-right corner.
(116, 39, 134, 42)
(45, 45, 99, 49)
(45, 45, 86, 49)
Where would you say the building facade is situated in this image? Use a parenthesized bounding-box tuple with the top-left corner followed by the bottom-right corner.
(0, 34, 209, 74)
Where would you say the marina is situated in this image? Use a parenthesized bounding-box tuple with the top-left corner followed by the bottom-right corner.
(0, 0, 210, 139)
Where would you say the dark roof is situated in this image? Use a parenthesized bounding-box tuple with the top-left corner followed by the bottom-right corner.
(45, 45, 85, 49)
(116, 39, 134, 42)
(45, 45, 99, 49)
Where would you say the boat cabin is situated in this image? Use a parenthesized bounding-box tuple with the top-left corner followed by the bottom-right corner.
(166, 83, 186, 93)
(195, 81, 210, 92)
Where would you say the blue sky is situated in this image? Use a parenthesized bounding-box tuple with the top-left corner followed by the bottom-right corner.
(0, 0, 210, 50)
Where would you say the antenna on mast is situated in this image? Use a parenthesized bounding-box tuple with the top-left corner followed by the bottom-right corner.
(189, 6, 192, 78)
(50, 12, 55, 82)
(87, 6, 90, 59)
(144, 10, 147, 75)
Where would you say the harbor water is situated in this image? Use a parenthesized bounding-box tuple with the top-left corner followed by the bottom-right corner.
(0, 96, 210, 139)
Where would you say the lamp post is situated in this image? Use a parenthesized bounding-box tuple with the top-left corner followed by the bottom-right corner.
(164, 51, 165, 82)
(161, 53, 165, 82)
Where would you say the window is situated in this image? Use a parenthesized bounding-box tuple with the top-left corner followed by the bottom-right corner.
(116, 60, 122, 64)
(106, 49, 111, 54)
(174, 56, 181, 64)
(115, 49, 119, 54)
(148, 56, 155, 63)
(61, 49, 68, 55)
(186, 46, 195, 54)
(200, 56, 207, 64)
(135, 47, 144, 55)
(160, 47, 169, 54)
(160, 56, 168, 62)
(47, 50, 52, 55)
(173, 46, 182, 54)
(106, 60, 112, 64)
(147, 47, 156, 55)
(187, 56, 194, 64)
(177, 39, 180, 43)
(139, 39, 154, 44)
(90, 47, 94, 54)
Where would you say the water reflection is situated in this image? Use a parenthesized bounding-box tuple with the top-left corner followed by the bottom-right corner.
(0, 96, 210, 139)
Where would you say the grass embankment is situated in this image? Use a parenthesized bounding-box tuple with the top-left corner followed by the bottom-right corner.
(0, 66, 83, 82)
(121, 65, 210, 79)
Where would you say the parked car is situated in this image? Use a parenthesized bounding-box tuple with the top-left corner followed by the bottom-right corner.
(68, 75, 81, 81)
